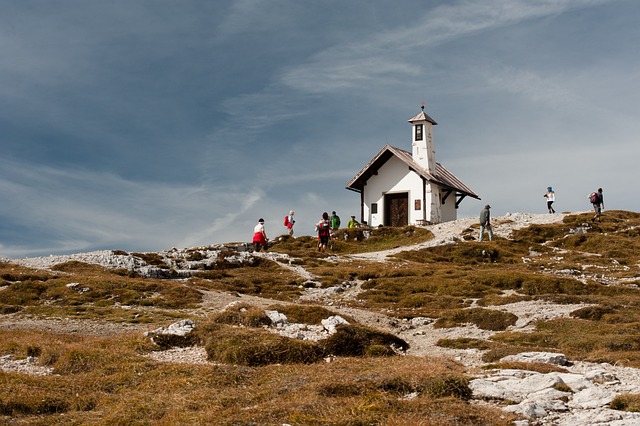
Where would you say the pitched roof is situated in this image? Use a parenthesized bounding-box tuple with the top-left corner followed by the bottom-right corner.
(407, 110, 437, 125)
(345, 144, 480, 199)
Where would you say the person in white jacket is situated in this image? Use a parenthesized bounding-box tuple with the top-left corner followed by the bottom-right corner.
(544, 186, 556, 214)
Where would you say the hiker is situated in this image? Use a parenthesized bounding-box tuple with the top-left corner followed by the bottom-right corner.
(252, 218, 268, 252)
(479, 205, 493, 242)
(330, 211, 341, 231)
(544, 186, 556, 214)
(284, 211, 295, 235)
(347, 215, 360, 228)
(590, 188, 604, 222)
(317, 212, 331, 252)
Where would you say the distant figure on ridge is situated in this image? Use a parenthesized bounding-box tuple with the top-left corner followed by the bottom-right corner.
(317, 212, 331, 252)
(252, 218, 268, 252)
(544, 186, 556, 214)
(589, 188, 604, 222)
(284, 211, 295, 236)
(347, 215, 360, 228)
(479, 205, 493, 242)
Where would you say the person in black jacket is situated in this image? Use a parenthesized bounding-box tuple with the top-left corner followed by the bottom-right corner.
(479, 205, 493, 241)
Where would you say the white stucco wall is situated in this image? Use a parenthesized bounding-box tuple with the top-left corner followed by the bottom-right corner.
(363, 156, 427, 227)
(360, 155, 461, 226)
(440, 192, 457, 222)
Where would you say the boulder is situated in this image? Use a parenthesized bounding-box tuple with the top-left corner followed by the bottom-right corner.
(265, 310, 289, 327)
(145, 319, 198, 348)
(321, 316, 350, 334)
(501, 351, 568, 366)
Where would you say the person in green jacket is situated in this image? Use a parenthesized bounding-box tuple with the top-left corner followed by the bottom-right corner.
(330, 211, 341, 231)
(479, 205, 493, 242)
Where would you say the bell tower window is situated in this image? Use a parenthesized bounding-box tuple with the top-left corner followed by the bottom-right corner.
(415, 124, 423, 141)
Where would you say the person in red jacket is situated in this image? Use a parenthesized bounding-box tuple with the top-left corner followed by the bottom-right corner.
(284, 211, 295, 235)
(252, 218, 268, 251)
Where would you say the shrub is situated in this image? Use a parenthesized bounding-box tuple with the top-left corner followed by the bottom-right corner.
(209, 303, 272, 327)
(571, 305, 615, 321)
(422, 374, 472, 400)
(204, 326, 324, 366)
(54, 348, 106, 374)
(610, 394, 640, 412)
(434, 308, 518, 331)
(266, 304, 352, 325)
(436, 338, 491, 350)
(0, 395, 70, 416)
(150, 332, 200, 349)
(320, 324, 408, 356)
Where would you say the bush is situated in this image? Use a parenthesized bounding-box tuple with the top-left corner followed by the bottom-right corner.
(436, 338, 491, 350)
(422, 374, 472, 399)
(320, 325, 408, 356)
(204, 326, 324, 366)
(434, 308, 518, 331)
(610, 393, 640, 412)
(571, 305, 615, 321)
(209, 303, 272, 327)
(266, 304, 352, 325)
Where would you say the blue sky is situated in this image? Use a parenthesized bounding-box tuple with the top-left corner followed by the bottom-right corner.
(1, 0, 639, 258)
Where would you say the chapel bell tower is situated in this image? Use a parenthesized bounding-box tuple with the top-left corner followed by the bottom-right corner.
(408, 103, 438, 174)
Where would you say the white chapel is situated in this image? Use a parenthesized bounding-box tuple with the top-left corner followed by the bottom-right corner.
(346, 105, 480, 227)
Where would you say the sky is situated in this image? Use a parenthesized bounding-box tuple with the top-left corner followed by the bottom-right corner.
(1, 0, 639, 258)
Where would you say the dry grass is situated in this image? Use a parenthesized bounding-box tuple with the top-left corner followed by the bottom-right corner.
(0, 328, 515, 425)
(436, 338, 492, 351)
(434, 308, 518, 331)
(0, 261, 202, 311)
(265, 303, 356, 325)
(3, 211, 640, 423)
(189, 257, 303, 301)
(610, 394, 640, 412)
(271, 225, 434, 255)
(489, 317, 640, 366)
(198, 304, 409, 365)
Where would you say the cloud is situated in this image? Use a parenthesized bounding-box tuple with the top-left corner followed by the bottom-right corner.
(279, 0, 614, 93)
(178, 188, 264, 247)
(0, 157, 269, 257)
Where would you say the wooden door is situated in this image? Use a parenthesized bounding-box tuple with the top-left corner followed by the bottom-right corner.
(385, 193, 408, 227)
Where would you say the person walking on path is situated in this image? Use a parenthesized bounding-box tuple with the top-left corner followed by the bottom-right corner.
(252, 218, 268, 252)
(317, 212, 331, 252)
(544, 186, 556, 214)
(347, 215, 360, 228)
(590, 188, 604, 222)
(479, 205, 493, 242)
(330, 211, 341, 231)
(284, 211, 295, 235)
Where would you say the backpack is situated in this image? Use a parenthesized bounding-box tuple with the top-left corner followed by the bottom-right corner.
(284, 215, 290, 227)
(318, 219, 330, 235)
(589, 192, 599, 204)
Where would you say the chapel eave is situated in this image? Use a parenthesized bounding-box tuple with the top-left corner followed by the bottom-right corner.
(345, 144, 479, 200)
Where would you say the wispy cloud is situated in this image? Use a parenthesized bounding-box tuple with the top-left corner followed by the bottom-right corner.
(178, 188, 264, 247)
(280, 0, 614, 92)
(0, 158, 267, 256)
(482, 66, 583, 107)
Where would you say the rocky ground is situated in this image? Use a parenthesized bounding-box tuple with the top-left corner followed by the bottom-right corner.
(2, 211, 640, 425)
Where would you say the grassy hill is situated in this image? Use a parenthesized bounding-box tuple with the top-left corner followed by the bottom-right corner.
(0, 210, 639, 424)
